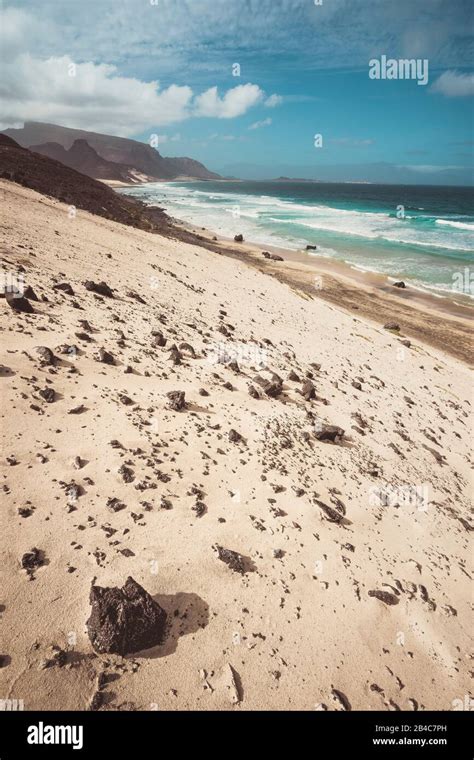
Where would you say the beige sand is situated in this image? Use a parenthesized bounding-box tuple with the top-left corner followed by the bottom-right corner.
(0, 181, 472, 712)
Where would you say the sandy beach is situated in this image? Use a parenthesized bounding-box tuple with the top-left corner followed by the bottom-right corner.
(0, 179, 472, 712)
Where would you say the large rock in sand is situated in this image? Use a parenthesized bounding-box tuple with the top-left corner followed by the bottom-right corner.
(86, 576, 167, 655)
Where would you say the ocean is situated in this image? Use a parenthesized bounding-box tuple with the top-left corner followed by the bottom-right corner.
(120, 180, 474, 302)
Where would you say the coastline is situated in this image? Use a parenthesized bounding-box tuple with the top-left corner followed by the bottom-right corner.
(169, 216, 474, 366)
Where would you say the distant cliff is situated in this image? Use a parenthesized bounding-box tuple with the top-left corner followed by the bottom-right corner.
(3, 122, 221, 181)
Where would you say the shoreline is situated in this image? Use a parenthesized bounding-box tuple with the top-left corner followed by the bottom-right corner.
(168, 215, 474, 366)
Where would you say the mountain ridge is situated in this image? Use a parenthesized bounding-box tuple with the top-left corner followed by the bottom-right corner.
(3, 121, 221, 181)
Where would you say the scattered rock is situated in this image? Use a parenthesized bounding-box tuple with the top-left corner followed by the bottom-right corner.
(393, 281, 406, 289)
(384, 322, 400, 331)
(166, 390, 186, 411)
(35, 346, 55, 366)
(314, 424, 345, 443)
(21, 547, 45, 579)
(84, 281, 114, 298)
(234, 234, 244, 243)
(214, 545, 246, 574)
(368, 589, 399, 606)
(228, 428, 243, 444)
(86, 576, 167, 656)
(39, 387, 55, 403)
(95, 347, 115, 365)
(5, 291, 34, 313)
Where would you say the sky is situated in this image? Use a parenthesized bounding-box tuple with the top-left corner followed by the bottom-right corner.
(1, 0, 473, 183)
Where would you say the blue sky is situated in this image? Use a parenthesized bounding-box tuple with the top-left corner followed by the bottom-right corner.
(1, 0, 473, 183)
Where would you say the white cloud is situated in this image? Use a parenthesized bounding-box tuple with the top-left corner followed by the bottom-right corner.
(265, 94, 283, 108)
(0, 50, 271, 135)
(431, 71, 474, 97)
(193, 84, 263, 118)
(249, 117, 272, 130)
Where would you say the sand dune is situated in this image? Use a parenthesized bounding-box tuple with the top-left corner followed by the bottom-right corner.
(0, 181, 472, 711)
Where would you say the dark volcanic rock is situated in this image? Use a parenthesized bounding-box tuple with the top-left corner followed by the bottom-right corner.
(306, 244, 317, 250)
(35, 346, 55, 366)
(166, 390, 186, 411)
(301, 380, 316, 401)
(214, 545, 246, 574)
(262, 380, 282, 398)
(269, 254, 284, 261)
(151, 331, 166, 347)
(393, 281, 406, 289)
(39, 387, 56, 403)
(53, 282, 75, 295)
(228, 428, 243, 444)
(248, 384, 260, 399)
(23, 286, 39, 301)
(314, 499, 344, 523)
(95, 347, 115, 365)
(86, 576, 167, 655)
(368, 589, 399, 606)
(384, 322, 400, 331)
(84, 281, 114, 298)
(21, 547, 45, 579)
(5, 291, 35, 313)
(234, 234, 244, 242)
(314, 424, 345, 443)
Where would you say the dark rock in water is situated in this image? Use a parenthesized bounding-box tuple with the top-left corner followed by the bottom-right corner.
(95, 347, 115, 365)
(393, 281, 406, 289)
(228, 428, 243, 444)
(21, 547, 45, 579)
(166, 390, 186, 411)
(306, 244, 317, 250)
(5, 291, 35, 313)
(234, 234, 244, 242)
(39, 387, 55, 403)
(314, 424, 345, 443)
(35, 346, 55, 366)
(86, 576, 167, 655)
(301, 380, 316, 400)
(214, 545, 246, 574)
(53, 282, 75, 295)
(84, 280, 114, 298)
(384, 322, 400, 331)
(368, 589, 399, 606)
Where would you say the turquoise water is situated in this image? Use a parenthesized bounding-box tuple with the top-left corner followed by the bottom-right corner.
(121, 180, 474, 301)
